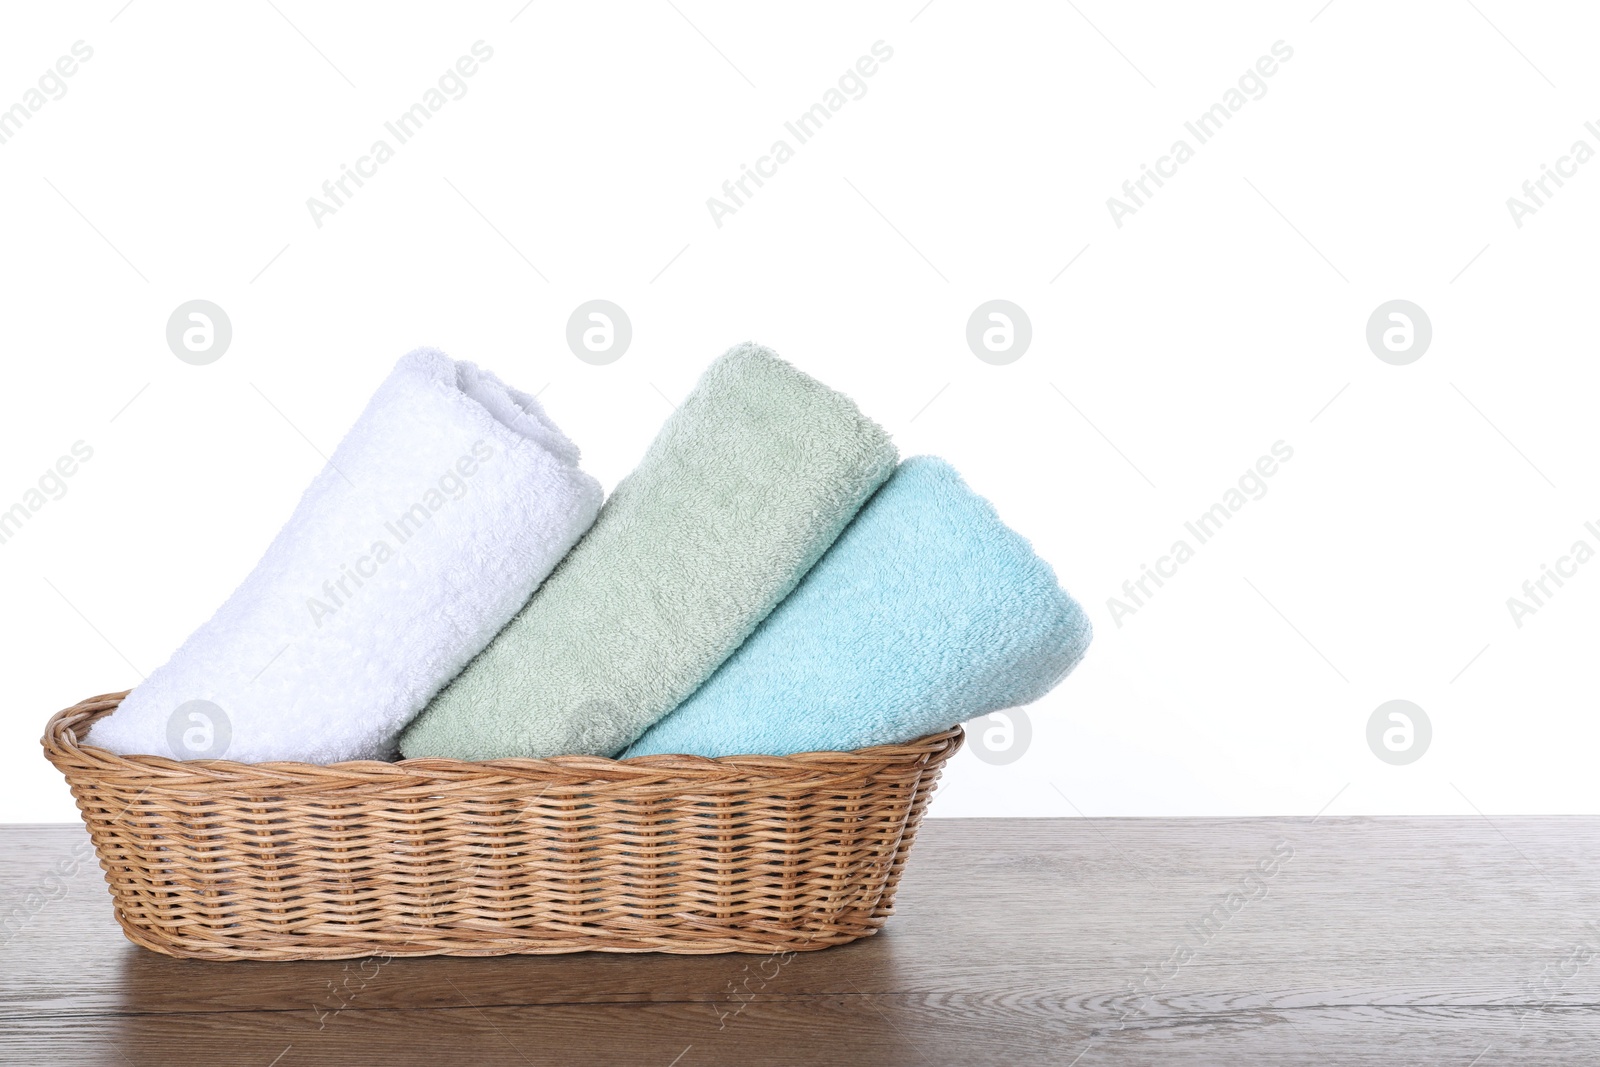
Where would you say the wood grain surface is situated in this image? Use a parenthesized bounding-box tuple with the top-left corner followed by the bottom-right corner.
(3, 817, 1598, 1065)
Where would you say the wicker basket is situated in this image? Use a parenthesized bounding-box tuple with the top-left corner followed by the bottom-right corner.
(42, 691, 962, 960)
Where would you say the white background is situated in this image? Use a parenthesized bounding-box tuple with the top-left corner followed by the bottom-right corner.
(2, 1, 1596, 823)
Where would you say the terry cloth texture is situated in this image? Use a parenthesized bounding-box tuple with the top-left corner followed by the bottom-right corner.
(399, 341, 899, 760)
(623, 456, 1092, 758)
(86, 349, 603, 764)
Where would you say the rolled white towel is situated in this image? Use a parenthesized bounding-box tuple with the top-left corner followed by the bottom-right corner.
(86, 348, 603, 763)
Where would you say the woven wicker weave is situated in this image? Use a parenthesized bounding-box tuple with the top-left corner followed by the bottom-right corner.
(42, 691, 962, 960)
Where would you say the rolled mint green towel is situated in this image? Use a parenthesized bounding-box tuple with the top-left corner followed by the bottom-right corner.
(398, 342, 898, 759)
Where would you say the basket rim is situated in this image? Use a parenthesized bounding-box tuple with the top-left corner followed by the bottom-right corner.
(43, 690, 965, 786)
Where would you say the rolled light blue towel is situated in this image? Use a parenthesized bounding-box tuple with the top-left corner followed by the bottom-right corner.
(624, 457, 1092, 758)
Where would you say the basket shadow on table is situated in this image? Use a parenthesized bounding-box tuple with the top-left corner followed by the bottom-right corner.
(105, 924, 931, 1065)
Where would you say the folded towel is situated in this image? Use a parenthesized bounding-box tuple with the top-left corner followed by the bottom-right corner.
(399, 342, 898, 760)
(623, 457, 1092, 758)
(86, 349, 603, 763)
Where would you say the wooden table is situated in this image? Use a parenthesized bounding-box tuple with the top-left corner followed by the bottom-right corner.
(3, 818, 1597, 1065)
